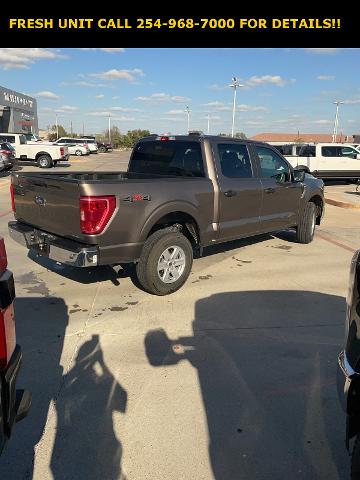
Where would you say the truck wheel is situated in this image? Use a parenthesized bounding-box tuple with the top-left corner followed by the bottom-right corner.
(75, 149, 83, 156)
(296, 202, 316, 244)
(98, 146, 106, 153)
(136, 229, 193, 295)
(37, 155, 53, 168)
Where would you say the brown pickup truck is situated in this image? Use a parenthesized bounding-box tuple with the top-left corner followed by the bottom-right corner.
(8, 135, 325, 295)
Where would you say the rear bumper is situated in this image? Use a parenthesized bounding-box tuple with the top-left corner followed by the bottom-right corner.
(0, 157, 15, 169)
(8, 221, 99, 267)
(8, 221, 143, 266)
(1, 346, 31, 438)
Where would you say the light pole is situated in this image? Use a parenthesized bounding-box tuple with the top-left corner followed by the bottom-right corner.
(229, 77, 244, 138)
(206, 114, 211, 134)
(185, 105, 190, 133)
(108, 113, 111, 144)
(55, 113, 59, 140)
(332, 101, 344, 143)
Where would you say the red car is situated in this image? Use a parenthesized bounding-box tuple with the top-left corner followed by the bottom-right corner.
(0, 237, 31, 454)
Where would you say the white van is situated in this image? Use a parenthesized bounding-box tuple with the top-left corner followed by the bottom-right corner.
(53, 137, 96, 154)
(269, 142, 360, 180)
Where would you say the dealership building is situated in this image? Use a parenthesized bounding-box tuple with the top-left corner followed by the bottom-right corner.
(0, 85, 38, 134)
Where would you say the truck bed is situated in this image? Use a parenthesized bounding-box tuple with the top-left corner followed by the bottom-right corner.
(10, 171, 214, 264)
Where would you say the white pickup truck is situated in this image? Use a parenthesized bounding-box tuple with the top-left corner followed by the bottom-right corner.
(0, 133, 69, 168)
(269, 142, 360, 181)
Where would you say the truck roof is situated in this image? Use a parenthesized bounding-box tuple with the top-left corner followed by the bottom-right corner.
(138, 134, 267, 145)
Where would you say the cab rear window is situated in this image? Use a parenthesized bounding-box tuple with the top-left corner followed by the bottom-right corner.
(129, 141, 204, 177)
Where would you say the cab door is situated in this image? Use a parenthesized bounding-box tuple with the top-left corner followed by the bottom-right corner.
(252, 144, 302, 232)
(215, 142, 263, 241)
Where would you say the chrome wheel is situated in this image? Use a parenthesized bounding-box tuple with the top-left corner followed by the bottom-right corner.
(157, 245, 186, 284)
(39, 157, 49, 167)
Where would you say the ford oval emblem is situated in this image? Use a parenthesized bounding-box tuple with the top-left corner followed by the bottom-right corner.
(34, 195, 46, 206)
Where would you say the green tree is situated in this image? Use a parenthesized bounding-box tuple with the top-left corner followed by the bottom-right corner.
(48, 124, 67, 142)
(119, 129, 151, 148)
(234, 132, 247, 139)
(101, 126, 122, 148)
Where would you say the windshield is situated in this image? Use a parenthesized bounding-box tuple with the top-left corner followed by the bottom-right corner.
(129, 141, 205, 177)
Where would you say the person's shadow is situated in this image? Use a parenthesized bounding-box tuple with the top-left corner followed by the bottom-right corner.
(145, 290, 349, 479)
(50, 335, 127, 480)
(0, 296, 68, 479)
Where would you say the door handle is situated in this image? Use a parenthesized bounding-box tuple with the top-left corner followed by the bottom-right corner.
(264, 187, 275, 194)
(224, 190, 237, 197)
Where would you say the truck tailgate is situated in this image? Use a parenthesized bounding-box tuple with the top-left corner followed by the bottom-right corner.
(12, 174, 82, 239)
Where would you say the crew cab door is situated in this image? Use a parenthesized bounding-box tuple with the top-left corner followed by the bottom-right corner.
(317, 145, 360, 178)
(252, 144, 302, 232)
(215, 142, 262, 241)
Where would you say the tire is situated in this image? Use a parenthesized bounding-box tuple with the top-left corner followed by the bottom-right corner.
(98, 146, 106, 153)
(136, 229, 193, 295)
(351, 434, 360, 479)
(296, 202, 316, 244)
(75, 149, 83, 156)
(37, 155, 53, 168)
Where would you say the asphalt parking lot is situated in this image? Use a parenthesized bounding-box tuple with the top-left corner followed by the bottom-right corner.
(0, 151, 359, 479)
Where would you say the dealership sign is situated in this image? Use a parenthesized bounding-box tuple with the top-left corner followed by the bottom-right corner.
(0, 86, 36, 111)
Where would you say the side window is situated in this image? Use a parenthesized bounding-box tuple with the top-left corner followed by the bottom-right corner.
(322, 146, 339, 157)
(255, 146, 291, 182)
(299, 145, 316, 157)
(7, 136, 16, 144)
(340, 147, 358, 159)
(217, 143, 253, 178)
(274, 144, 294, 156)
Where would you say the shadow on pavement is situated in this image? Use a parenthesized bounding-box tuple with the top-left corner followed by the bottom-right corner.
(145, 290, 349, 479)
(0, 296, 68, 479)
(0, 298, 127, 480)
(28, 232, 298, 289)
(50, 334, 127, 480)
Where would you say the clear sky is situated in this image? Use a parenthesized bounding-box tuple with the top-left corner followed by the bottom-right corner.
(1, 48, 359, 137)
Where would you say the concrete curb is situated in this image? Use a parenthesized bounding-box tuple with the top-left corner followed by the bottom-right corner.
(325, 197, 360, 210)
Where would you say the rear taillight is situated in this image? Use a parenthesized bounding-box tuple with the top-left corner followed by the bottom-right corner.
(0, 238, 7, 274)
(0, 304, 16, 369)
(60, 147, 65, 156)
(10, 184, 16, 213)
(80, 196, 116, 234)
(0, 149, 12, 155)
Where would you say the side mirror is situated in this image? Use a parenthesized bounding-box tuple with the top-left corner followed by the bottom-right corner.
(293, 169, 306, 182)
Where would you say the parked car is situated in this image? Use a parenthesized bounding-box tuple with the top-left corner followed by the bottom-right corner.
(67, 144, 90, 156)
(76, 137, 98, 154)
(0, 237, 31, 454)
(0, 143, 16, 172)
(0, 133, 69, 168)
(269, 141, 360, 181)
(8, 135, 324, 295)
(53, 138, 94, 154)
(96, 141, 113, 153)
